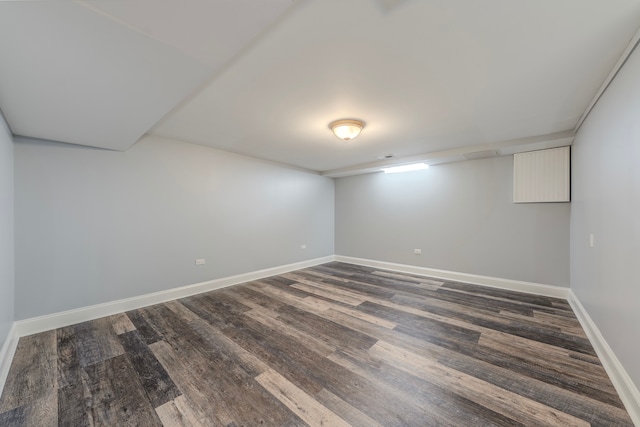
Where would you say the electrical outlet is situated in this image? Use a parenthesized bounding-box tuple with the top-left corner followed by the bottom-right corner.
(414, 249, 422, 255)
(589, 234, 594, 248)
(195, 259, 206, 266)
(301, 244, 306, 249)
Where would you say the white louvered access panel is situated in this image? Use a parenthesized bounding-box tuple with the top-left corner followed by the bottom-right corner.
(513, 146, 570, 203)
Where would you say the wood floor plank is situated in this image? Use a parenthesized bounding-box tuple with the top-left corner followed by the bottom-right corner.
(149, 301, 266, 380)
(57, 378, 91, 427)
(283, 277, 398, 328)
(56, 326, 80, 389)
(293, 270, 399, 300)
(255, 369, 351, 427)
(118, 330, 181, 408)
(253, 280, 352, 315)
(478, 332, 616, 391)
(126, 309, 163, 345)
(322, 353, 447, 426)
(358, 300, 482, 352)
(222, 305, 433, 426)
(444, 287, 572, 320)
(532, 310, 588, 336)
(372, 270, 445, 287)
(313, 267, 477, 306)
(570, 351, 603, 365)
(341, 304, 629, 427)
(166, 301, 271, 377)
(154, 395, 206, 427)
(273, 303, 379, 353)
(310, 275, 561, 342)
(218, 284, 289, 312)
(72, 317, 125, 368)
(256, 277, 310, 298)
(143, 303, 298, 426)
(328, 303, 397, 329)
(470, 342, 624, 408)
(150, 338, 298, 427)
(390, 292, 597, 355)
(220, 314, 328, 397)
(109, 313, 137, 335)
(326, 349, 507, 426)
(439, 350, 635, 427)
(0, 261, 632, 426)
(258, 274, 632, 422)
(178, 292, 252, 328)
(149, 341, 229, 426)
(321, 303, 632, 427)
(360, 290, 610, 402)
(289, 279, 369, 306)
(254, 287, 471, 375)
(441, 281, 562, 307)
(244, 307, 337, 357)
(369, 340, 591, 427)
(0, 393, 57, 427)
(314, 388, 385, 427)
(496, 310, 574, 336)
(81, 354, 163, 426)
(0, 331, 57, 413)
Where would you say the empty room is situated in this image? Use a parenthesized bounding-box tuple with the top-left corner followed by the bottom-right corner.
(1, 0, 639, 426)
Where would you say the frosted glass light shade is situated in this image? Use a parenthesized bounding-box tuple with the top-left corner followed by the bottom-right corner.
(329, 119, 365, 141)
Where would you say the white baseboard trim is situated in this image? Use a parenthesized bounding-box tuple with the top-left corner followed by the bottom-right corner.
(568, 290, 640, 426)
(334, 255, 569, 299)
(0, 323, 19, 397)
(14, 255, 335, 338)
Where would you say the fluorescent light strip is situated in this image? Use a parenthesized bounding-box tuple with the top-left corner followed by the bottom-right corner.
(382, 163, 429, 174)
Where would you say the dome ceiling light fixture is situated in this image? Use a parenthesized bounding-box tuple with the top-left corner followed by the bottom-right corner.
(329, 119, 365, 141)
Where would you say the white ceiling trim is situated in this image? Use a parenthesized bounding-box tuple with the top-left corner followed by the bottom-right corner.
(322, 131, 575, 178)
(74, 1, 153, 41)
(574, 24, 640, 133)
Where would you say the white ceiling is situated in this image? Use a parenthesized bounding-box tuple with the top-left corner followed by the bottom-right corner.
(0, 0, 293, 150)
(2, 0, 640, 173)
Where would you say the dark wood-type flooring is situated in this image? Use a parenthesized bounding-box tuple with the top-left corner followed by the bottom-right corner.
(0, 262, 634, 426)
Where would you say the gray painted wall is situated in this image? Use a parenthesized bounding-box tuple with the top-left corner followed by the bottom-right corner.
(0, 113, 14, 349)
(571, 44, 640, 387)
(14, 134, 334, 319)
(335, 155, 570, 286)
